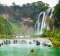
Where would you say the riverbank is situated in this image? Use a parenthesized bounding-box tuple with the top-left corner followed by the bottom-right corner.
(32, 36, 60, 48)
(32, 35, 60, 48)
(48, 37, 60, 48)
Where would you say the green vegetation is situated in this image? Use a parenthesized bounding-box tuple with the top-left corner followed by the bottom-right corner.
(32, 34, 41, 38)
(0, 15, 12, 35)
(0, 15, 22, 38)
(9, 21, 22, 34)
(41, 29, 60, 37)
(0, 15, 14, 39)
(49, 37, 60, 48)
(53, 0, 60, 28)
(0, 35, 14, 39)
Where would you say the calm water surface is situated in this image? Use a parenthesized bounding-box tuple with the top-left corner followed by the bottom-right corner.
(0, 44, 60, 56)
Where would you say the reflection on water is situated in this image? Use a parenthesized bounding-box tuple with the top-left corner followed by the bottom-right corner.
(0, 44, 60, 56)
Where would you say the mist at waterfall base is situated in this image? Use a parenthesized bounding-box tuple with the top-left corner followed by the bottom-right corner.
(35, 8, 54, 35)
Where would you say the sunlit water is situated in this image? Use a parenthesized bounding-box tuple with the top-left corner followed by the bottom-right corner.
(0, 44, 60, 56)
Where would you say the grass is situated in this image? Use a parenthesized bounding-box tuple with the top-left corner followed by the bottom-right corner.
(9, 21, 22, 34)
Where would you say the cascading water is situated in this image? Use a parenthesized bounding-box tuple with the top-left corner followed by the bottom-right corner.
(35, 12, 43, 34)
(35, 8, 54, 34)
(0, 38, 53, 47)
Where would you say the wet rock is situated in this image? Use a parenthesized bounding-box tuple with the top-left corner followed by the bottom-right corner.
(36, 41, 40, 45)
(3, 41, 6, 44)
(14, 40, 17, 44)
(47, 44, 52, 47)
(43, 42, 52, 47)
(9, 40, 11, 44)
(5, 40, 9, 44)
(1, 43, 3, 45)
(0, 44, 1, 47)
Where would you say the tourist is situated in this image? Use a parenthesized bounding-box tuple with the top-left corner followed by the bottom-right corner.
(31, 48, 34, 52)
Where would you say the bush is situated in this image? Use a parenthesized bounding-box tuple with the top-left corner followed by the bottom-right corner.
(32, 34, 41, 38)
(41, 29, 60, 37)
(0, 35, 14, 39)
(49, 37, 60, 48)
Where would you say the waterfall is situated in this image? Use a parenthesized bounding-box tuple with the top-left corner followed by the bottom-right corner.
(0, 38, 53, 47)
(35, 8, 54, 34)
(36, 12, 43, 34)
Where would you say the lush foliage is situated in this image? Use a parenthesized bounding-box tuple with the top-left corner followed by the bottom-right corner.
(0, 15, 22, 38)
(53, 1, 60, 28)
(0, 15, 12, 35)
(49, 37, 60, 48)
(0, 35, 14, 39)
(9, 21, 22, 35)
(41, 29, 60, 37)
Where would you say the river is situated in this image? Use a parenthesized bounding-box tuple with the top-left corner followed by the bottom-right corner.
(0, 44, 60, 56)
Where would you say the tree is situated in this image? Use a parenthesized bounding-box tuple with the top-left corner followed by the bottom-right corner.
(0, 4, 5, 14)
(12, 2, 15, 6)
(53, 0, 60, 27)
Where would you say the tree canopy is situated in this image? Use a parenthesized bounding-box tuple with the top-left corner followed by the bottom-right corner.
(53, 1, 60, 28)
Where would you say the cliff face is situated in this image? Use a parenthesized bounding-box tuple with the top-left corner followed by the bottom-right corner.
(2, 13, 10, 19)
(2, 13, 33, 34)
(21, 21, 33, 34)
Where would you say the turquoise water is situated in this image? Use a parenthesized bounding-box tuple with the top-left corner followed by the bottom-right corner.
(0, 44, 60, 56)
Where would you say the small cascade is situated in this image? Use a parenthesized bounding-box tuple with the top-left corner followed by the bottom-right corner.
(50, 8, 54, 18)
(40, 12, 46, 34)
(0, 38, 53, 47)
(0, 40, 4, 47)
(35, 12, 43, 34)
(35, 8, 54, 34)
(27, 40, 35, 44)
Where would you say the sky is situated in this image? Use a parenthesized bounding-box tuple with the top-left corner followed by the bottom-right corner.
(0, 0, 59, 7)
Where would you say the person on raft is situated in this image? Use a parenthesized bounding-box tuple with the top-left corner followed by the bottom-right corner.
(31, 48, 37, 55)
(31, 48, 34, 52)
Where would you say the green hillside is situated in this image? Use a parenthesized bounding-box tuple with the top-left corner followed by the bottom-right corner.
(9, 21, 22, 35)
(0, 15, 12, 35)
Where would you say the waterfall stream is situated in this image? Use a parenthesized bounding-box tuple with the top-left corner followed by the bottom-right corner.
(35, 8, 54, 34)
